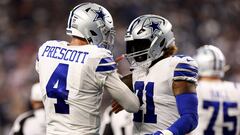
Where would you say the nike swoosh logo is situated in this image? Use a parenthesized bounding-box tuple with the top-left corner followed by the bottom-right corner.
(186, 58, 193, 62)
(107, 20, 112, 23)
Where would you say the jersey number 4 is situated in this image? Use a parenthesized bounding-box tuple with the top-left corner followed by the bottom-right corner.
(133, 81, 157, 123)
(203, 100, 237, 135)
(46, 63, 70, 114)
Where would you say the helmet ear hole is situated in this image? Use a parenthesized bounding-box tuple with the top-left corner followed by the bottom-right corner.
(90, 30, 97, 36)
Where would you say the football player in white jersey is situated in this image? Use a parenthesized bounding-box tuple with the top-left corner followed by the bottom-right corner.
(113, 14, 199, 135)
(10, 83, 46, 135)
(189, 45, 240, 135)
(35, 3, 139, 135)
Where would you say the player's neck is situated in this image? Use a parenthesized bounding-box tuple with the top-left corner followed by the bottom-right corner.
(69, 36, 89, 46)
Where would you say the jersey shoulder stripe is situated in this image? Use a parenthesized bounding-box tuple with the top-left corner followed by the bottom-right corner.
(174, 70, 198, 78)
(96, 57, 116, 72)
(99, 57, 114, 64)
(96, 63, 116, 72)
(172, 55, 198, 83)
(175, 63, 198, 73)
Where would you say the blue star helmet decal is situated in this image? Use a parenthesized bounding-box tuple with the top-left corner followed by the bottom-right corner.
(147, 21, 160, 33)
(93, 7, 106, 22)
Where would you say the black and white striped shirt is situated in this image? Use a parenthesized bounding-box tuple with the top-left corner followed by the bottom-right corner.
(9, 108, 45, 135)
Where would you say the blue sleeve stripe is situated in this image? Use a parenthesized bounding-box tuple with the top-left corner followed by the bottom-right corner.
(174, 71, 198, 78)
(176, 63, 198, 73)
(99, 57, 114, 64)
(96, 64, 116, 72)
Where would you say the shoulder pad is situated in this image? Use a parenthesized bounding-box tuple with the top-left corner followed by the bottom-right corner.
(173, 55, 198, 83)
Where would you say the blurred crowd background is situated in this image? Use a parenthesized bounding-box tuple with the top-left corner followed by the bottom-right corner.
(0, 0, 240, 134)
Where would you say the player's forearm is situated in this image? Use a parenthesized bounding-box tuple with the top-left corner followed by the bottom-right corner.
(113, 86, 140, 113)
(168, 93, 198, 135)
(105, 73, 140, 113)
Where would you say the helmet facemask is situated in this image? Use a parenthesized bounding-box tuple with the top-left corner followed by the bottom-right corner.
(125, 15, 175, 69)
(126, 39, 152, 68)
(97, 24, 115, 51)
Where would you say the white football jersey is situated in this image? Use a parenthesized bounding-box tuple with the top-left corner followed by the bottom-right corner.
(190, 80, 240, 135)
(132, 55, 198, 135)
(36, 40, 139, 135)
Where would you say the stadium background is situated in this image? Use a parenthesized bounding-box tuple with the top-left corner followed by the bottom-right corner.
(0, 0, 239, 134)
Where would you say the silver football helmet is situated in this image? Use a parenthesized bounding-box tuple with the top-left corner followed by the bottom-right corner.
(125, 14, 175, 68)
(194, 45, 226, 78)
(66, 3, 115, 50)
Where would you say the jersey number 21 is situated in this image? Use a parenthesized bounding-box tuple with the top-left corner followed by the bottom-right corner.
(133, 81, 157, 123)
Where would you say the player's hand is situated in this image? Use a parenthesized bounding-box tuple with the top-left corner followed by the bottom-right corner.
(111, 99, 123, 113)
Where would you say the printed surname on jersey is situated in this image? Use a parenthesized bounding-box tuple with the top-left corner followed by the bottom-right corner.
(41, 45, 89, 63)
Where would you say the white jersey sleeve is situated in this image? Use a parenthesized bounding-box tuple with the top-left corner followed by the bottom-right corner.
(90, 50, 117, 88)
(104, 72, 139, 113)
(92, 51, 139, 113)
